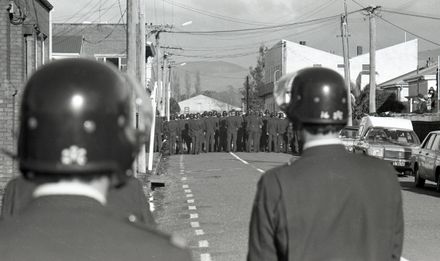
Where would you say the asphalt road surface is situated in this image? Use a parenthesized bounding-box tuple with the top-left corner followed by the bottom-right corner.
(151, 152, 440, 261)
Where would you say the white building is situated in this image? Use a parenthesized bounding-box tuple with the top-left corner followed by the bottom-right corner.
(261, 39, 418, 111)
(178, 95, 240, 114)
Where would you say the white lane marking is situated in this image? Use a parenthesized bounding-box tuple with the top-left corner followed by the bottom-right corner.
(181, 177, 187, 181)
(206, 168, 222, 171)
(195, 229, 205, 235)
(190, 213, 199, 219)
(187, 199, 195, 203)
(230, 152, 249, 164)
(190, 221, 200, 228)
(199, 240, 209, 248)
(256, 168, 265, 173)
(186, 194, 194, 198)
(189, 205, 197, 210)
(184, 189, 192, 193)
(200, 253, 212, 261)
(400, 257, 410, 261)
(182, 184, 189, 189)
(149, 202, 155, 212)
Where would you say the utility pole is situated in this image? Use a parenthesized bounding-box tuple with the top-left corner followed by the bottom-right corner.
(437, 56, 440, 113)
(167, 62, 173, 121)
(127, 0, 137, 175)
(340, 0, 352, 125)
(147, 24, 172, 171)
(147, 24, 174, 116)
(161, 52, 168, 117)
(246, 75, 250, 113)
(137, 0, 146, 173)
(366, 6, 380, 114)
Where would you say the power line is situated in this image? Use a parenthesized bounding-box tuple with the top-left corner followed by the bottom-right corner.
(381, 9, 440, 21)
(169, 15, 338, 35)
(163, 0, 275, 26)
(170, 51, 259, 59)
(378, 16, 440, 47)
(176, 18, 337, 53)
(83, 9, 127, 44)
(175, 67, 247, 80)
(351, 0, 440, 47)
(167, 10, 362, 35)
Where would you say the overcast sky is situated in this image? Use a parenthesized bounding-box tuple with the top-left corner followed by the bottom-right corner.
(49, 0, 440, 67)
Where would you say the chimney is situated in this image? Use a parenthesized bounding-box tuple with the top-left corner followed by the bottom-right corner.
(357, 46, 363, 55)
(299, 41, 306, 46)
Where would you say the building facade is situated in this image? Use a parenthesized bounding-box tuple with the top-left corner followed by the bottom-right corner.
(261, 39, 418, 111)
(178, 95, 240, 114)
(0, 0, 52, 181)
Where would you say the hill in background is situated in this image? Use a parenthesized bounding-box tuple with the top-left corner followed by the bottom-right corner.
(172, 61, 249, 107)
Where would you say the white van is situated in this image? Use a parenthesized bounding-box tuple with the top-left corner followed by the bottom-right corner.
(354, 116, 421, 175)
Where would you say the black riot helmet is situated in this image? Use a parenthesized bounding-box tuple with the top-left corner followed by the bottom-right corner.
(274, 67, 348, 126)
(18, 59, 153, 183)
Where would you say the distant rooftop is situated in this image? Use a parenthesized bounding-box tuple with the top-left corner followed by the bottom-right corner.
(52, 35, 83, 54)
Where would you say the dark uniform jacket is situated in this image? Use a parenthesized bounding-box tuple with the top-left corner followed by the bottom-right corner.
(1, 176, 156, 227)
(248, 144, 403, 261)
(164, 120, 179, 135)
(266, 118, 278, 134)
(0, 195, 191, 261)
(226, 116, 240, 133)
(205, 117, 217, 134)
(277, 118, 289, 135)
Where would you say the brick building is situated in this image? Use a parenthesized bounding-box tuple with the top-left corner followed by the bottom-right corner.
(0, 0, 53, 184)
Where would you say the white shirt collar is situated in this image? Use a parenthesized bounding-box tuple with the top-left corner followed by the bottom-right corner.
(33, 181, 106, 205)
(303, 138, 342, 151)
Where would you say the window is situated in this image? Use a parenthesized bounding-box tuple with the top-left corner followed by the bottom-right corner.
(362, 64, 370, 71)
(337, 64, 344, 68)
(423, 134, 435, 149)
(95, 56, 126, 71)
(430, 135, 440, 151)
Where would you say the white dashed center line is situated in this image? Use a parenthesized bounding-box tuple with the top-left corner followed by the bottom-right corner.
(179, 154, 212, 260)
(200, 253, 212, 261)
(198, 240, 209, 248)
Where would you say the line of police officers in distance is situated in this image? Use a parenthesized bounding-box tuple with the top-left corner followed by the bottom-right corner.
(154, 109, 303, 155)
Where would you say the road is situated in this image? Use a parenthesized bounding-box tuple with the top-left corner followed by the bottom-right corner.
(151, 152, 440, 261)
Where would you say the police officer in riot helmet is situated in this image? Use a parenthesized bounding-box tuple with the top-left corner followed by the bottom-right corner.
(0, 59, 191, 261)
(248, 67, 403, 261)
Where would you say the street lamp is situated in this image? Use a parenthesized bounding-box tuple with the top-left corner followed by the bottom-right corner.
(181, 21, 192, 27)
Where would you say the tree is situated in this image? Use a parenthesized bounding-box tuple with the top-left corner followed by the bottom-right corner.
(353, 86, 406, 122)
(184, 72, 191, 98)
(170, 97, 181, 115)
(194, 71, 201, 95)
(241, 44, 266, 112)
(172, 71, 181, 101)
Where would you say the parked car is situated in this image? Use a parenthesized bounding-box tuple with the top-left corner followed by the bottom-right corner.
(339, 126, 359, 152)
(412, 130, 440, 190)
(353, 116, 421, 175)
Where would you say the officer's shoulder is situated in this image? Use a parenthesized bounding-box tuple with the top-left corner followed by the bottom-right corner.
(259, 164, 290, 185)
(124, 214, 188, 249)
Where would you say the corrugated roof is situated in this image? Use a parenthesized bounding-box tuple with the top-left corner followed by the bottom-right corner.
(53, 35, 83, 54)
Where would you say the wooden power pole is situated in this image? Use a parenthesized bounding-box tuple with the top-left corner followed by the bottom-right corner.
(340, 0, 352, 125)
(127, 0, 147, 174)
(367, 6, 380, 114)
